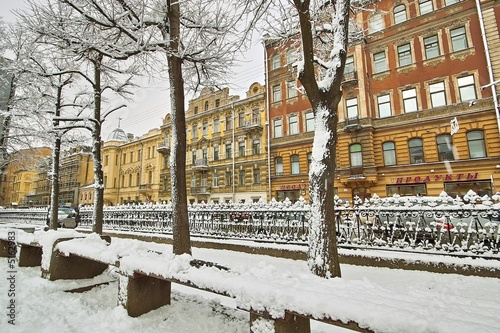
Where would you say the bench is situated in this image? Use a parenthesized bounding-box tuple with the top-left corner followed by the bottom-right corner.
(52, 235, 373, 333)
(0, 229, 43, 267)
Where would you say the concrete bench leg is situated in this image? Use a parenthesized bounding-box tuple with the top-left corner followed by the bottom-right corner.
(18, 245, 42, 267)
(250, 312, 311, 333)
(45, 249, 109, 281)
(119, 273, 171, 317)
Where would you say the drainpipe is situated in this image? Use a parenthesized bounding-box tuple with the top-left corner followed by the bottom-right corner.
(475, 0, 500, 136)
(263, 39, 272, 202)
(232, 102, 236, 202)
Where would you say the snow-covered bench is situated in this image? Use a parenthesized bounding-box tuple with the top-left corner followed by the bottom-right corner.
(55, 234, 373, 333)
(0, 229, 43, 267)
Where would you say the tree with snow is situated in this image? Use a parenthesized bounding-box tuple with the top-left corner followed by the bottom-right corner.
(55, 0, 264, 255)
(263, 0, 353, 278)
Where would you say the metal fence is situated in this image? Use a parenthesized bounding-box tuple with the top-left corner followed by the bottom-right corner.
(1, 192, 499, 256)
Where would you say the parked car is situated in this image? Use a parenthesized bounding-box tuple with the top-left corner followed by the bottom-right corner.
(46, 207, 79, 228)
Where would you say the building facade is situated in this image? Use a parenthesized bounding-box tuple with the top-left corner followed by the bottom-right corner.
(265, 0, 500, 201)
(0, 147, 51, 207)
(158, 83, 269, 204)
(101, 128, 164, 205)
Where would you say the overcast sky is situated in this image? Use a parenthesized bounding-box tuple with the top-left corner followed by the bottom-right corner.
(0, 1, 264, 139)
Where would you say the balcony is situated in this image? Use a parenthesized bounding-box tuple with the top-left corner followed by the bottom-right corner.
(192, 158, 209, 170)
(342, 70, 358, 84)
(241, 118, 263, 132)
(191, 186, 211, 195)
(348, 166, 365, 180)
(344, 116, 361, 132)
(139, 184, 152, 191)
(157, 141, 170, 155)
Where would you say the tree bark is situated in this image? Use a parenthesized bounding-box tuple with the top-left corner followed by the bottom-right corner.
(91, 54, 104, 235)
(293, 0, 350, 278)
(165, 0, 191, 255)
(49, 84, 63, 230)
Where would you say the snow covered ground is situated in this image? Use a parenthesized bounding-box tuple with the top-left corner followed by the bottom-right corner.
(1, 230, 499, 333)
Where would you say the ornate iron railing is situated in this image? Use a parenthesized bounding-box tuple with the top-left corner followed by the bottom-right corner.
(1, 192, 499, 256)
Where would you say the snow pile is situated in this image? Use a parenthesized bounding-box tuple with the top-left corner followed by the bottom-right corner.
(44, 234, 500, 333)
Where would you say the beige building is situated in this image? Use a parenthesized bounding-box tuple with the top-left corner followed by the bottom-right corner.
(102, 127, 163, 205)
(158, 83, 269, 204)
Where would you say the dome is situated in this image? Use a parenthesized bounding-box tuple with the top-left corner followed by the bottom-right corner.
(107, 127, 128, 142)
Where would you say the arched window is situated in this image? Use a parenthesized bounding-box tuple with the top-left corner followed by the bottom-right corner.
(394, 5, 407, 24)
(467, 130, 486, 158)
(275, 157, 283, 176)
(383, 142, 397, 166)
(369, 13, 383, 33)
(291, 155, 300, 175)
(349, 144, 363, 167)
(271, 54, 281, 70)
(437, 134, 455, 161)
(286, 49, 297, 65)
(409, 138, 424, 163)
(148, 170, 153, 184)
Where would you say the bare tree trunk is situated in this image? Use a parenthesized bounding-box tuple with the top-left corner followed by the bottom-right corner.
(292, 0, 350, 278)
(49, 85, 63, 230)
(165, 0, 191, 255)
(91, 54, 104, 235)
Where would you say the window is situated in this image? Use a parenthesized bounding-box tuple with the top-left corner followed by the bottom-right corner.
(369, 13, 383, 33)
(238, 112, 245, 127)
(350, 144, 362, 167)
(225, 143, 232, 159)
(286, 49, 297, 65)
(272, 84, 281, 102)
(204, 101, 209, 111)
(383, 142, 397, 166)
(437, 134, 455, 161)
(104, 155, 109, 166)
(397, 43, 412, 67)
(215, 99, 220, 107)
(346, 98, 358, 119)
(467, 130, 486, 158)
(402, 88, 418, 113)
(429, 81, 447, 107)
(252, 139, 260, 155)
(378, 94, 392, 118)
(275, 157, 283, 176)
(213, 145, 219, 161)
(202, 122, 208, 136)
(445, 0, 460, 5)
(289, 114, 298, 135)
(253, 168, 261, 184)
(194, 106, 198, 114)
(344, 56, 355, 78)
(451, 27, 468, 52)
(239, 170, 245, 185)
(238, 141, 245, 157)
(191, 150, 197, 164)
(291, 155, 300, 175)
(445, 180, 492, 197)
(225, 115, 232, 130)
(305, 112, 314, 132)
(373, 52, 387, 73)
(387, 184, 427, 197)
(307, 152, 312, 172)
(136, 173, 140, 186)
(424, 35, 440, 59)
(274, 118, 282, 138)
(457, 75, 477, 102)
(419, 0, 434, 15)
(213, 118, 220, 133)
(213, 171, 219, 187)
(287, 81, 297, 98)
(394, 5, 407, 24)
(271, 54, 280, 70)
(192, 124, 198, 139)
(225, 171, 232, 187)
(148, 171, 153, 184)
(129, 174, 133, 187)
(409, 138, 424, 163)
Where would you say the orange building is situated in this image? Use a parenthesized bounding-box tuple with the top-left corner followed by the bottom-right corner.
(266, 0, 500, 201)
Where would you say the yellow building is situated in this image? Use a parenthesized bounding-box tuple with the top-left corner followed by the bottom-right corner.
(102, 127, 163, 205)
(158, 83, 269, 204)
(0, 147, 51, 207)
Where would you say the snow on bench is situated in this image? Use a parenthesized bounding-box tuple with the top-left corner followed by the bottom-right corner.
(0, 228, 83, 269)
